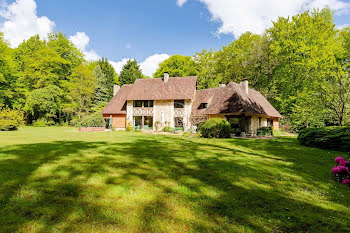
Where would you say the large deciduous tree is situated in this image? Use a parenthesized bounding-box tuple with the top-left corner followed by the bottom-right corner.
(153, 55, 197, 78)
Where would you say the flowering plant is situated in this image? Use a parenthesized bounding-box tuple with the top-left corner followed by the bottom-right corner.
(332, 156, 350, 185)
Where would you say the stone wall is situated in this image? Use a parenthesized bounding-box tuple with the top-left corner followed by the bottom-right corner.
(154, 100, 174, 127)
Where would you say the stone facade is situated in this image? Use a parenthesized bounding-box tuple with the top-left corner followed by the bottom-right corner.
(125, 99, 192, 131)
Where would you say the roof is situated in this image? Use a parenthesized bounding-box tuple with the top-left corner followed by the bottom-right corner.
(192, 82, 282, 118)
(102, 84, 133, 115)
(126, 76, 197, 100)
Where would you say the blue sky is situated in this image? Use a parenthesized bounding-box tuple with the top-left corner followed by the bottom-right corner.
(1, 0, 349, 76)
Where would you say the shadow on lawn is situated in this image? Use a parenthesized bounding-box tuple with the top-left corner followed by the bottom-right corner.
(0, 137, 349, 232)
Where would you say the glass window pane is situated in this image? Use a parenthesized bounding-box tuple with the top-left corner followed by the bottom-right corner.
(174, 100, 185, 108)
(134, 116, 142, 127)
(144, 116, 153, 128)
(144, 100, 149, 107)
(134, 100, 142, 107)
(149, 100, 154, 107)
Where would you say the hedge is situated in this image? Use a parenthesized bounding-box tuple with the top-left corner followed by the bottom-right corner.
(297, 126, 350, 152)
(200, 118, 231, 138)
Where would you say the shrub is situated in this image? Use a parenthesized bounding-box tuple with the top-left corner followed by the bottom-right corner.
(200, 118, 231, 138)
(33, 118, 55, 127)
(257, 127, 272, 136)
(75, 112, 103, 127)
(0, 109, 24, 131)
(163, 126, 171, 132)
(298, 126, 350, 152)
(331, 156, 350, 185)
(126, 121, 133, 132)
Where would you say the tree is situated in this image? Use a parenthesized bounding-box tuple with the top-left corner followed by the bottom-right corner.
(193, 49, 218, 89)
(24, 85, 61, 123)
(153, 55, 197, 78)
(97, 58, 117, 101)
(268, 8, 342, 129)
(68, 64, 96, 119)
(0, 33, 17, 108)
(119, 59, 143, 85)
(93, 64, 109, 107)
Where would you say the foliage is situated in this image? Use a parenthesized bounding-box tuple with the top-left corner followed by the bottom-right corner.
(257, 127, 272, 136)
(153, 55, 198, 78)
(119, 59, 143, 85)
(24, 85, 61, 123)
(32, 118, 55, 127)
(200, 118, 231, 138)
(126, 121, 133, 132)
(163, 126, 171, 132)
(68, 64, 96, 119)
(297, 126, 350, 151)
(75, 112, 103, 127)
(0, 108, 24, 130)
(94, 58, 118, 105)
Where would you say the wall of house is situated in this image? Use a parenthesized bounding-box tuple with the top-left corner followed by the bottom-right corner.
(273, 117, 279, 130)
(154, 100, 174, 128)
(102, 114, 126, 129)
(126, 100, 133, 126)
(183, 99, 192, 130)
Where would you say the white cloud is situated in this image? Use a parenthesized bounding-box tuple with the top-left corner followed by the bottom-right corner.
(69, 32, 101, 61)
(180, 0, 350, 38)
(0, 0, 55, 47)
(177, 0, 187, 7)
(110, 54, 169, 77)
(140, 54, 170, 77)
(336, 24, 349, 30)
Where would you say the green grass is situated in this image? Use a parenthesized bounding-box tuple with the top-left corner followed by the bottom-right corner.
(0, 127, 349, 233)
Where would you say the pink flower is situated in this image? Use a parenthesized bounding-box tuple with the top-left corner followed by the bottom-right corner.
(338, 166, 349, 173)
(339, 159, 348, 166)
(335, 157, 346, 164)
(342, 179, 350, 185)
(332, 166, 340, 174)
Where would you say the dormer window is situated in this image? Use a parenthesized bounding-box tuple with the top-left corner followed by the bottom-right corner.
(199, 103, 208, 109)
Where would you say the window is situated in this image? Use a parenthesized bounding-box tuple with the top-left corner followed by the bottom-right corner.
(134, 116, 142, 128)
(133, 100, 143, 107)
(144, 116, 153, 128)
(144, 100, 154, 107)
(199, 103, 208, 109)
(174, 117, 183, 127)
(174, 100, 185, 108)
(267, 119, 273, 127)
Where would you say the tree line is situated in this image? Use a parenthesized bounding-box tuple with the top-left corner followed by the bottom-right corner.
(152, 8, 350, 131)
(1, 8, 349, 131)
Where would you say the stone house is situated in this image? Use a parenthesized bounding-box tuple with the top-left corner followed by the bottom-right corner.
(102, 73, 281, 135)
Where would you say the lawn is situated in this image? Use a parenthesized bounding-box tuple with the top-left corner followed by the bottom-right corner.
(0, 127, 349, 233)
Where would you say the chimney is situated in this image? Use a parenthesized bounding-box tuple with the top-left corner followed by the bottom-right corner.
(219, 82, 226, 87)
(240, 78, 248, 94)
(163, 72, 169, 82)
(113, 84, 120, 96)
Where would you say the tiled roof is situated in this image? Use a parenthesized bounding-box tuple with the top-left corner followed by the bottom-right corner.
(126, 76, 197, 100)
(102, 84, 133, 115)
(192, 82, 282, 118)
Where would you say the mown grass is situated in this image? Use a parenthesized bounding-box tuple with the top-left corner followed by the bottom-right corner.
(0, 127, 349, 233)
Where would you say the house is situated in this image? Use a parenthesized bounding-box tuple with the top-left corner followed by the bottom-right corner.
(102, 73, 282, 135)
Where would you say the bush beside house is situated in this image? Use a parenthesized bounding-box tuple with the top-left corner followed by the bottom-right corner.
(200, 118, 231, 138)
(298, 126, 350, 152)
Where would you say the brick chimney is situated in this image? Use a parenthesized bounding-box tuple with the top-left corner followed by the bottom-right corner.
(113, 84, 120, 96)
(240, 78, 248, 94)
(163, 72, 169, 82)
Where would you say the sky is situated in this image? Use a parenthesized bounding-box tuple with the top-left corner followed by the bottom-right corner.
(0, 0, 349, 77)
